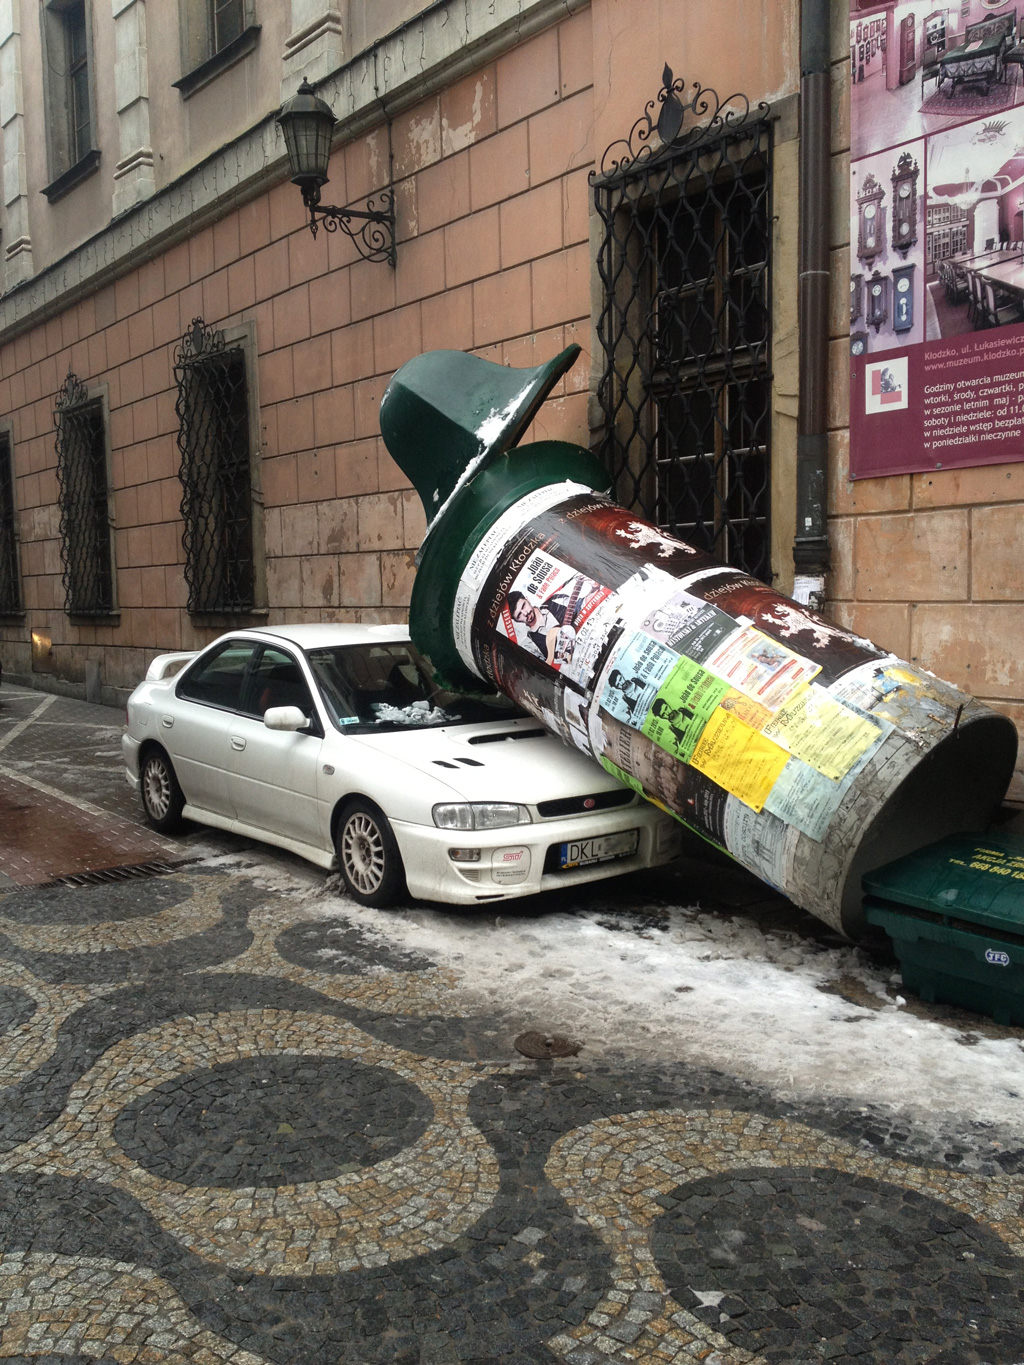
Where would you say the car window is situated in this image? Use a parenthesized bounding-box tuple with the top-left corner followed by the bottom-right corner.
(177, 640, 257, 711)
(248, 645, 315, 718)
(304, 642, 523, 734)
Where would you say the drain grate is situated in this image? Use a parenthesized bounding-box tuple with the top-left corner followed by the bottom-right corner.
(514, 1031, 582, 1059)
(40, 858, 198, 889)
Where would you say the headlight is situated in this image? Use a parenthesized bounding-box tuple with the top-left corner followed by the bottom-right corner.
(432, 802, 532, 830)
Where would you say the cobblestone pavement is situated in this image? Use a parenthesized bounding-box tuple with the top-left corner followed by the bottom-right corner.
(1, 681, 1024, 1363)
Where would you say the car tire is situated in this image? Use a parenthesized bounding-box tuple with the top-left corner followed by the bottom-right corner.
(140, 747, 186, 833)
(335, 800, 407, 908)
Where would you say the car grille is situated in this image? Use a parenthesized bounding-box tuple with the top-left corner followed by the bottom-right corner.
(535, 790, 635, 818)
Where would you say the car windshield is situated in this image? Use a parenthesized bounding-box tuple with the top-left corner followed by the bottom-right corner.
(304, 641, 523, 733)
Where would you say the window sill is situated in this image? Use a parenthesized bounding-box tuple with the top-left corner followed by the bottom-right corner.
(173, 25, 262, 100)
(0, 610, 25, 623)
(188, 608, 269, 626)
(42, 149, 102, 204)
(67, 611, 121, 627)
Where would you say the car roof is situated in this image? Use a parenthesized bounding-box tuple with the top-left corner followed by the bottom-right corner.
(242, 622, 412, 649)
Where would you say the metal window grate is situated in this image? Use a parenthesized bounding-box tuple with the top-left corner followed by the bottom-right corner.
(592, 66, 773, 581)
(174, 318, 256, 615)
(54, 371, 114, 617)
(0, 431, 20, 614)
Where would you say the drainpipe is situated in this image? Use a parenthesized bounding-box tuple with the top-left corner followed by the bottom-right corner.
(793, 0, 832, 609)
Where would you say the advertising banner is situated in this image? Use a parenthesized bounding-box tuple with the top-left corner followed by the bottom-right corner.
(849, 0, 1024, 478)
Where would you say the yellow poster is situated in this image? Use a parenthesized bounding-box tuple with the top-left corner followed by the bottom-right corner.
(762, 683, 883, 781)
(689, 709, 790, 813)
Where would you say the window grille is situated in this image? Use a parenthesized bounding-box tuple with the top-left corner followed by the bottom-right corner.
(592, 66, 773, 581)
(53, 372, 115, 617)
(0, 432, 21, 615)
(174, 319, 256, 615)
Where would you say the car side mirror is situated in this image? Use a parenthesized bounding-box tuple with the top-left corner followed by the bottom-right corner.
(263, 705, 310, 732)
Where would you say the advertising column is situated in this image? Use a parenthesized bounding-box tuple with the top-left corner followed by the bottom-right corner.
(381, 347, 1018, 940)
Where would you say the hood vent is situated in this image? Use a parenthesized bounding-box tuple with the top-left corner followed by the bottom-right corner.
(468, 729, 546, 745)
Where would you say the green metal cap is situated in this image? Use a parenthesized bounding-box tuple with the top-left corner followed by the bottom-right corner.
(380, 344, 582, 532)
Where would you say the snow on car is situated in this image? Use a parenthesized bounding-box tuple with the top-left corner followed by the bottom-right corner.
(122, 623, 682, 906)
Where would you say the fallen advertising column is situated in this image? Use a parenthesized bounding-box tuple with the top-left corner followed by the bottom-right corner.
(380, 345, 1018, 938)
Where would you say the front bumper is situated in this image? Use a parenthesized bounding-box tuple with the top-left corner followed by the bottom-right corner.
(391, 803, 681, 904)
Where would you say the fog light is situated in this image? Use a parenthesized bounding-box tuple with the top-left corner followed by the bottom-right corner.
(448, 848, 482, 862)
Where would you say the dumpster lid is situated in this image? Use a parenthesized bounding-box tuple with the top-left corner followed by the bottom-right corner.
(862, 832, 1024, 930)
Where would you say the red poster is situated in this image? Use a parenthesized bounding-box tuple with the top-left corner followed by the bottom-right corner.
(850, 1, 1024, 478)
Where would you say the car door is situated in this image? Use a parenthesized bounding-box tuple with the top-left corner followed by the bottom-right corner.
(169, 638, 258, 816)
(221, 643, 326, 850)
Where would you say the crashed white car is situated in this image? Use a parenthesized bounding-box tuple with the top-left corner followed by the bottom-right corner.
(122, 624, 681, 906)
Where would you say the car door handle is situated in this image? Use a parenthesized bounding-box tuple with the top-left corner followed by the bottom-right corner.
(160, 716, 173, 728)
(231, 736, 246, 751)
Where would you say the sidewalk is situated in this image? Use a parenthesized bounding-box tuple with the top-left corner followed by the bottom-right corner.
(1, 681, 1023, 1364)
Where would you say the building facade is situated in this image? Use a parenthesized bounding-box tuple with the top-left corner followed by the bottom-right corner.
(0, 0, 1021, 802)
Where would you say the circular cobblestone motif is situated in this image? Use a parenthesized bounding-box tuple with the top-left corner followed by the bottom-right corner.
(274, 918, 435, 975)
(652, 1167, 1024, 1362)
(0, 983, 36, 1035)
(0, 1009, 500, 1276)
(114, 1053, 433, 1187)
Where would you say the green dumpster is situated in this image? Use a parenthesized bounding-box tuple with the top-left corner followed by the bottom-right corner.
(863, 833, 1024, 1025)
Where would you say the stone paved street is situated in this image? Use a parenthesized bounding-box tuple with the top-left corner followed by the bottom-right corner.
(2, 680, 1024, 1363)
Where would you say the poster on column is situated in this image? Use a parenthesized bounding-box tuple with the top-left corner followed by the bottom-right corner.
(849, 0, 1024, 479)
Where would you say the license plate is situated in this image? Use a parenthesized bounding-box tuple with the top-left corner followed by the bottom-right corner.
(559, 829, 639, 869)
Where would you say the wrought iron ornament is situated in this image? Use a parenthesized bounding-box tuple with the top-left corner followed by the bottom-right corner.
(174, 320, 256, 615)
(53, 369, 115, 617)
(591, 66, 773, 580)
(593, 63, 769, 183)
(301, 184, 396, 266)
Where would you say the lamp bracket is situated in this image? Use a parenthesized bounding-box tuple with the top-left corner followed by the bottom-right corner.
(301, 183, 396, 266)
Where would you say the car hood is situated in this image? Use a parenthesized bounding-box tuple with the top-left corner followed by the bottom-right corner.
(343, 720, 627, 805)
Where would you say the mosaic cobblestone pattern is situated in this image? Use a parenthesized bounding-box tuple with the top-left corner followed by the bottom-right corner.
(2, 688, 1024, 1362)
(0, 859, 1023, 1363)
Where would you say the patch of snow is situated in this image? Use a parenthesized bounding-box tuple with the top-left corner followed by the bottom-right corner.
(305, 889, 1024, 1140)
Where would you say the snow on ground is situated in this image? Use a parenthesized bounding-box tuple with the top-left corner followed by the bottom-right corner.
(218, 850, 1024, 1142)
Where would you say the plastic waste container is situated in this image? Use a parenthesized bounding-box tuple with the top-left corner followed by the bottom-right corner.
(863, 832, 1024, 1024)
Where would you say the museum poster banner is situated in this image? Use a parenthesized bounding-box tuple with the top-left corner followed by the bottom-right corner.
(849, 0, 1024, 479)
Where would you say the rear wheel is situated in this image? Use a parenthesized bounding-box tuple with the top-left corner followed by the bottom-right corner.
(335, 800, 407, 907)
(140, 747, 186, 833)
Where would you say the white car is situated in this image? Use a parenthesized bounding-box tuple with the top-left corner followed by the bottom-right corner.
(122, 623, 681, 906)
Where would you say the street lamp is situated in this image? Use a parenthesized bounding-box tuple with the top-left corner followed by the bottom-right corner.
(276, 79, 396, 266)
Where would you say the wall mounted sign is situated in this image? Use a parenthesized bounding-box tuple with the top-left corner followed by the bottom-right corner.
(849, 0, 1024, 479)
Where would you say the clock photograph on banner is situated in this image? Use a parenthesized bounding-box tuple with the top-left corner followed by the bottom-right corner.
(849, 139, 925, 357)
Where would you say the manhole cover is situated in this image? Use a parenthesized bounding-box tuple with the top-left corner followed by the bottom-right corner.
(514, 1031, 581, 1059)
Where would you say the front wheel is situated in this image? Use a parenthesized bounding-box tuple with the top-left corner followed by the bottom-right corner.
(335, 800, 407, 907)
(140, 747, 186, 833)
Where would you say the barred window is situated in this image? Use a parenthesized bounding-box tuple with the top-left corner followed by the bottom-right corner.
(53, 373, 115, 617)
(592, 71, 773, 581)
(0, 430, 22, 615)
(174, 319, 258, 616)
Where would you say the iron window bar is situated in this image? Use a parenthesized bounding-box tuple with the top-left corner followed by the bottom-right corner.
(591, 65, 774, 582)
(0, 431, 21, 615)
(53, 370, 115, 617)
(174, 318, 257, 616)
